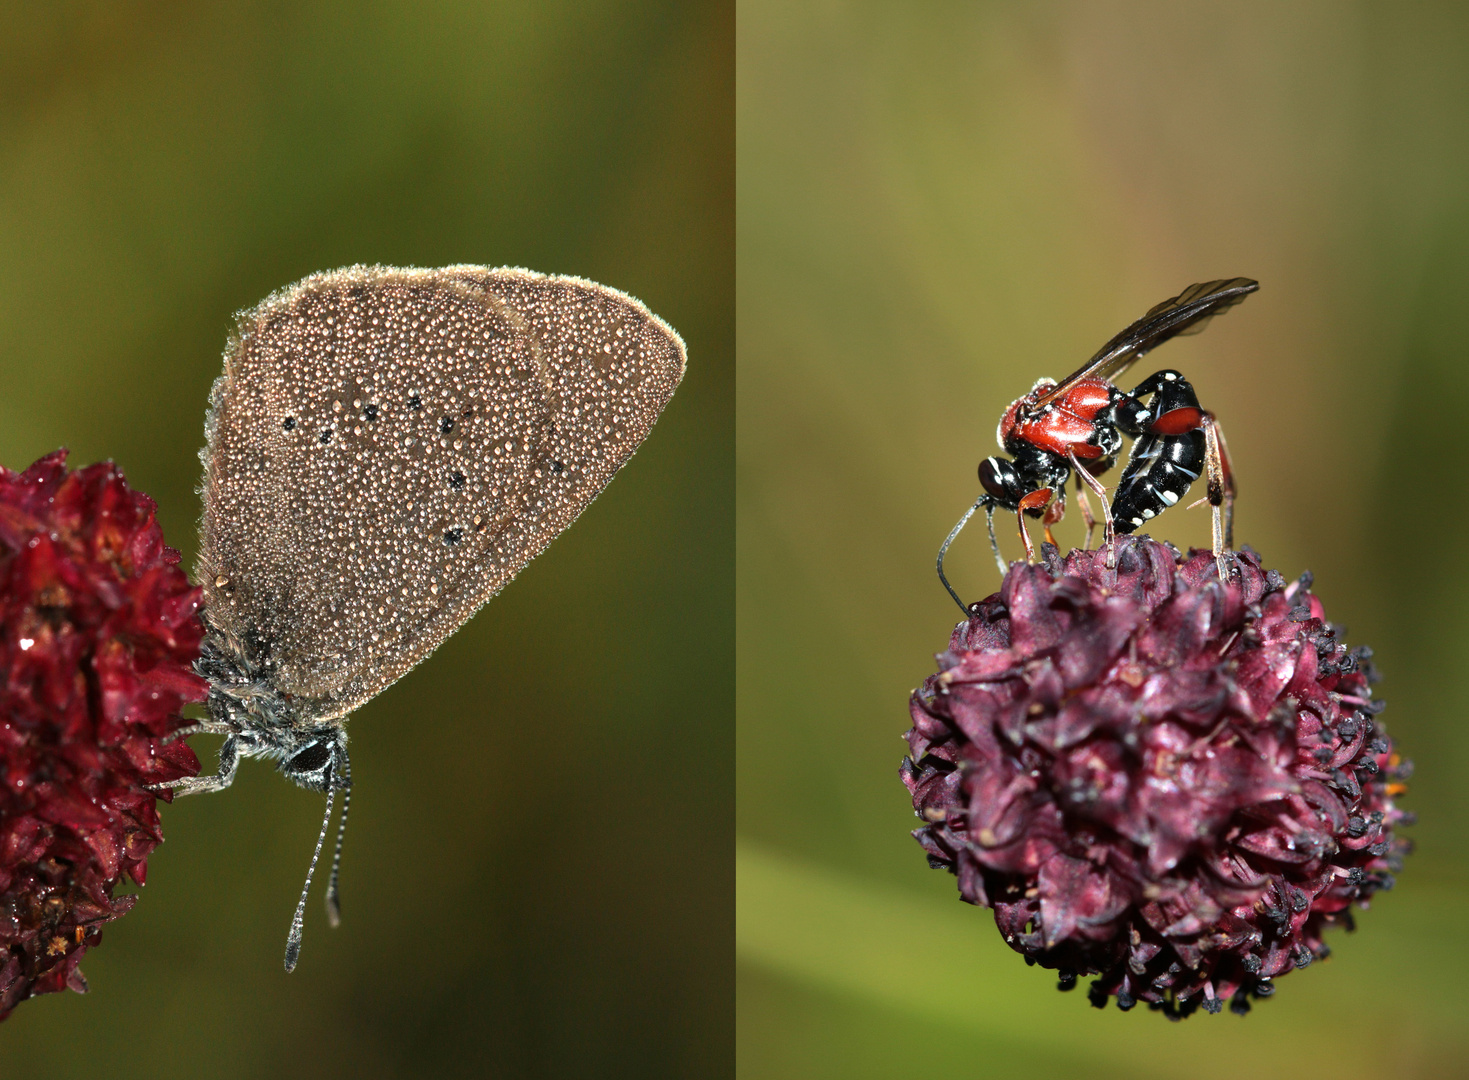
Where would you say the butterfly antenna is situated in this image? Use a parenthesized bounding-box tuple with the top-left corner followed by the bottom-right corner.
(326, 758, 352, 928)
(285, 783, 336, 972)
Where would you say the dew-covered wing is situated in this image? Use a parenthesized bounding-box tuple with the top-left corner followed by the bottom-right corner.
(198, 264, 685, 719)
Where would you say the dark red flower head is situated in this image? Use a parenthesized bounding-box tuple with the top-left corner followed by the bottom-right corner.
(0, 451, 205, 1019)
(902, 536, 1411, 1018)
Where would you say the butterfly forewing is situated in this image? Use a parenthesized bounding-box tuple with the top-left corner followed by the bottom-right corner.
(1033, 278, 1258, 407)
(198, 265, 685, 720)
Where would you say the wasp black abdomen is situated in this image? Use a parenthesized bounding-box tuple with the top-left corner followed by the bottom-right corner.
(1112, 428, 1205, 533)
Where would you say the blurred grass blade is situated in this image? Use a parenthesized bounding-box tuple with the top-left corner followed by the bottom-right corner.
(738, 840, 1462, 1076)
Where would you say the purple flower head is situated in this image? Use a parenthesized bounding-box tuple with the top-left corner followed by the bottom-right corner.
(0, 451, 205, 1018)
(902, 536, 1411, 1018)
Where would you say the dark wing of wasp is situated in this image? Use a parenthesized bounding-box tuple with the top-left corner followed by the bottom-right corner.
(1033, 278, 1259, 408)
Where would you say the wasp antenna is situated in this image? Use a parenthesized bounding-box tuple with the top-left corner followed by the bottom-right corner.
(937, 497, 985, 614)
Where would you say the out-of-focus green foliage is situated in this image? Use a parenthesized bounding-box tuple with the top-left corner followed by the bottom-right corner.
(2, 3, 731, 1077)
(739, 2, 1469, 1074)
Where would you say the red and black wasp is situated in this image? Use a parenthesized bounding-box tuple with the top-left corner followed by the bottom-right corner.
(937, 278, 1259, 613)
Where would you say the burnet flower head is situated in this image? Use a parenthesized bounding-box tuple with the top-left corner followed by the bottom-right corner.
(0, 452, 205, 1018)
(902, 537, 1411, 1018)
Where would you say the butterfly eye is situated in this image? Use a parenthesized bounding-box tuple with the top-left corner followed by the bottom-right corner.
(284, 741, 331, 775)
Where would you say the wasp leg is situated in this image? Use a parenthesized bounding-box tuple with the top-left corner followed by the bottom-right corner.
(1015, 507, 1034, 562)
(1042, 490, 1067, 549)
(1015, 489, 1052, 564)
(1202, 412, 1237, 580)
(1074, 473, 1098, 549)
(1068, 451, 1113, 563)
(937, 496, 986, 614)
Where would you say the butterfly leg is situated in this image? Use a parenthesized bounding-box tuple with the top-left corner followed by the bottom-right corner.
(158, 733, 241, 796)
(161, 718, 234, 746)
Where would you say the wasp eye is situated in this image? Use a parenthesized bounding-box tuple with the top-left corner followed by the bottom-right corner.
(978, 457, 1019, 502)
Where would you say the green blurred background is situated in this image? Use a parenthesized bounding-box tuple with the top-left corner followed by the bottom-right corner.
(739, 3, 1468, 1077)
(1, 3, 730, 1077)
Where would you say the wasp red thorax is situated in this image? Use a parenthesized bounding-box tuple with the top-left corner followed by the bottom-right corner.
(999, 377, 1118, 463)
